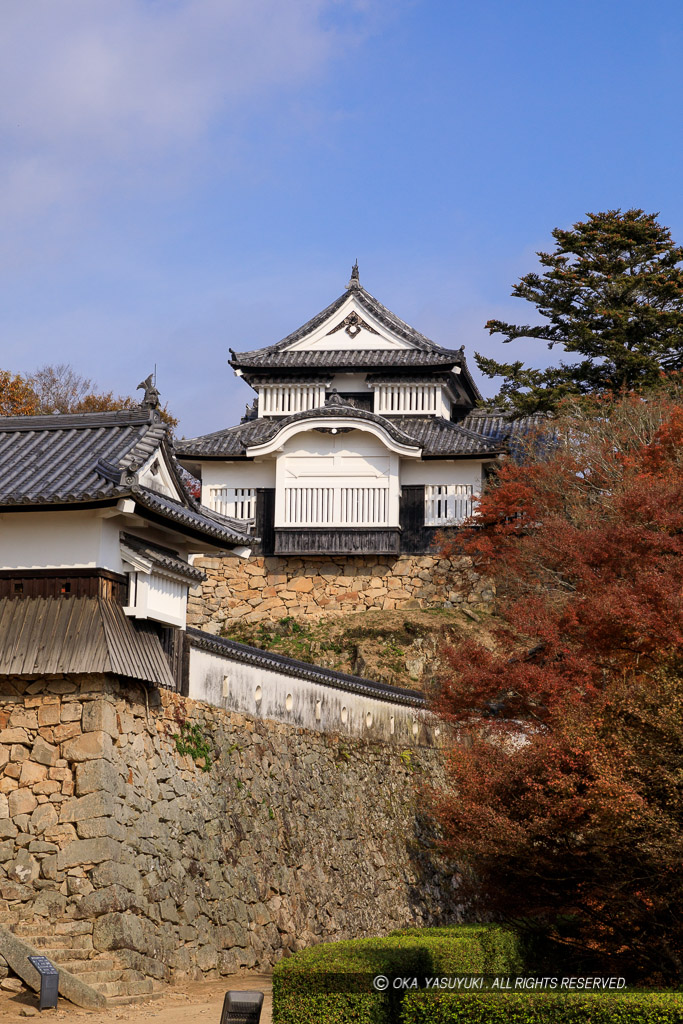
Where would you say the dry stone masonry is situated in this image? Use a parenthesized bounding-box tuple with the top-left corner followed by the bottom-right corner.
(0, 674, 458, 985)
(188, 553, 493, 631)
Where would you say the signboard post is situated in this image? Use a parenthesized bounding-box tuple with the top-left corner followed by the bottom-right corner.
(27, 956, 59, 1011)
(219, 990, 264, 1023)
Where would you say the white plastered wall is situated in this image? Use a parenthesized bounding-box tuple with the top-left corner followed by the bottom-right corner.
(274, 428, 400, 527)
(199, 460, 276, 506)
(0, 509, 194, 575)
(400, 459, 485, 491)
(328, 373, 374, 393)
(189, 645, 438, 746)
(284, 294, 412, 352)
(0, 511, 121, 571)
(136, 449, 182, 499)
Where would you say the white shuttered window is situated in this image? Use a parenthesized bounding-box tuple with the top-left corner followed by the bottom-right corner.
(424, 484, 474, 525)
(207, 487, 256, 519)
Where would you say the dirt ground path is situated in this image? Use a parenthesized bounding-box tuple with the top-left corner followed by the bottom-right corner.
(0, 975, 273, 1024)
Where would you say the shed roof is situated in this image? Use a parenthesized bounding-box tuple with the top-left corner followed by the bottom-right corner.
(0, 596, 175, 687)
(120, 534, 207, 584)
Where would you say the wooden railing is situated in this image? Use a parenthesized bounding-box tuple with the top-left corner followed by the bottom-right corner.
(207, 487, 256, 519)
(374, 383, 439, 415)
(283, 486, 390, 526)
(259, 384, 327, 416)
(284, 486, 334, 525)
(424, 484, 474, 525)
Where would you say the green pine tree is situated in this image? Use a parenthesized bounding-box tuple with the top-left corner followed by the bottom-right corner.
(478, 209, 683, 414)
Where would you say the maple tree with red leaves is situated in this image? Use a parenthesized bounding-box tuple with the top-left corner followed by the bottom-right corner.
(433, 384, 683, 983)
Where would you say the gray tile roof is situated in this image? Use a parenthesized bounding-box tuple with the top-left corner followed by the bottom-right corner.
(0, 409, 251, 547)
(131, 485, 251, 545)
(458, 409, 546, 441)
(120, 533, 207, 584)
(237, 284, 440, 355)
(177, 408, 504, 459)
(188, 628, 426, 707)
(229, 280, 483, 403)
(392, 417, 506, 456)
(177, 405, 422, 458)
(0, 409, 165, 503)
(231, 348, 466, 371)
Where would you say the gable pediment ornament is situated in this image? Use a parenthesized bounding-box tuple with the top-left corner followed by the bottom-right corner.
(326, 311, 379, 339)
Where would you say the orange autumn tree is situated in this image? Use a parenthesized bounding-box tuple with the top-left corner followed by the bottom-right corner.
(1, 365, 178, 426)
(27, 364, 178, 426)
(433, 384, 683, 983)
(0, 370, 39, 415)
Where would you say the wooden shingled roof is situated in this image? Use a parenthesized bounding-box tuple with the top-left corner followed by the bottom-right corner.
(0, 596, 175, 687)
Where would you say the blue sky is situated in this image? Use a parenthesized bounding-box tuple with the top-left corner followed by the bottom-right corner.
(2, 0, 682, 436)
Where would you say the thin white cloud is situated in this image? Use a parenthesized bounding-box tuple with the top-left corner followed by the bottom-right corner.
(0, 0, 365, 222)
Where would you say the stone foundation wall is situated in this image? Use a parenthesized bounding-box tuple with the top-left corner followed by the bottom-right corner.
(188, 554, 492, 631)
(0, 675, 458, 980)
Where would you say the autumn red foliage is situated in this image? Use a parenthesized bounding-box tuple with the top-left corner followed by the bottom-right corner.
(433, 385, 683, 982)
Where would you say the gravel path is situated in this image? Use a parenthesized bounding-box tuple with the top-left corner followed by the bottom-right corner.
(0, 974, 272, 1024)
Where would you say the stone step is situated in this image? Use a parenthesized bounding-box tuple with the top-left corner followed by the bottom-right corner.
(73, 969, 124, 986)
(37, 946, 95, 961)
(32, 933, 93, 950)
(55, 922, 93, 936)
(95, 979, 158, 997)
(11, 920, 92, 938)
(57, 958, 119, 975)
(106, 990, 166, 1007)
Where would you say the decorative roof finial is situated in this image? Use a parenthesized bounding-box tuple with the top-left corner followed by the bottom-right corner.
(137, 373, 161, 411)
(325, 388, 350, 408)
(346, 260, 360, 290)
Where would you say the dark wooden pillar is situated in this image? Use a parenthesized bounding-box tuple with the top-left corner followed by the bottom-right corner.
(399, 485, 426, 553)
(254, 488, 276, 556)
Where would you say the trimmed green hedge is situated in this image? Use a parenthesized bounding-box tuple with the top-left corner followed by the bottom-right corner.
(400, 991, 683, 1024)
(272, 925, 523, 1024)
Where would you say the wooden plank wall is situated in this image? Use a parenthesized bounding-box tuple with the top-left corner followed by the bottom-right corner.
(0, 569, 127, 602)
(274, 527, 401, 556)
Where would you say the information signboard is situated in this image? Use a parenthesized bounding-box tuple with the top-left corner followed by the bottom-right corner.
(27, 955, 59, 1010)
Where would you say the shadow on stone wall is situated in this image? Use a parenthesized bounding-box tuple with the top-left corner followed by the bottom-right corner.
(0, 675, 460, 982)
